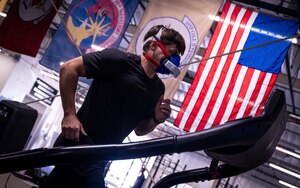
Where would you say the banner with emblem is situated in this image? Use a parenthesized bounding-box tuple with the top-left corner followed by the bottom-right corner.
(0, 0, 8, 13)
(0, 0, 63, 57)
(127, 0, 223, 99)
(40, 0, 139, 74)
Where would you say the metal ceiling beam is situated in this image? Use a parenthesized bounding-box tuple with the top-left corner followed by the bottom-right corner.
(232, 0, 299, 18)
(285, 55, 296, 114)
(288, 114, 300, 125)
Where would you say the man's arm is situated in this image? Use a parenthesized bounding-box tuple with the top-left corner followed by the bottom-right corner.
(134, 117, 158, 136)
(134, 96, 171, 136)
(59, 56, 87, 141)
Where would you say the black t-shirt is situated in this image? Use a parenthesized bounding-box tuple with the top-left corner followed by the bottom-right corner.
(78, 48, 165, 144)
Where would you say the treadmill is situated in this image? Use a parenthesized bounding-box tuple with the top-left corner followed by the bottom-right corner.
(0, 89, 287, 187)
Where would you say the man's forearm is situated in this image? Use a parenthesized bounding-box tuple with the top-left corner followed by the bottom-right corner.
(134, 117, 159, 136)
(59, 63, 79, 115)
(59, 57, 86, 115)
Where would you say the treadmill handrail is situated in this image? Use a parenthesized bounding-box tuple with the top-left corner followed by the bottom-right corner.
(152, 89, 287, 187)
(0, 90, 285, 175)
(152, 164, 250, 188)
(0, 116, 275, 174)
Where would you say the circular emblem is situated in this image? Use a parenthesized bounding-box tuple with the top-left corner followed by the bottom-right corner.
(135, 16, 198, 79)
(66, 0, 125, 50)
(19, 0, 54, 24)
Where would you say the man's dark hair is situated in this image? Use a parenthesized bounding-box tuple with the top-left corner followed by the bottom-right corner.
(143, 25, 186, 55)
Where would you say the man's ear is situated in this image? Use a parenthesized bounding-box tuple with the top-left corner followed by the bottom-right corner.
(150, 40, 158, 50)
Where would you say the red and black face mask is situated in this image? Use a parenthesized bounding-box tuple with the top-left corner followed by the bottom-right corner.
(143, 28, 181, 77)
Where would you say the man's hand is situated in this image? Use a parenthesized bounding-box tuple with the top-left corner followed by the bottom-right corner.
(61, 114, 87, 142)
(154, 95, 171, 123)
(134, 95, 171, 136)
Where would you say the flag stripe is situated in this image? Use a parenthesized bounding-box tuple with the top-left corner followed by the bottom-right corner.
(196, 9, 253, 131)
(180, 3, 236, 131)
(254, 74, 278, 115)
(209, 12, 258, 128)
(174, 1, 232, 130)
(186, 5, 243, 132)
(189, 6, 247, 132)
(250, 73, 272, 115)
(220, 65, 249, 125)
(228, 67, 254, 121)
(206, 11, 258, 129)
(235, 69, 261, 119)
(212, 11, 258, 127)
(242, 71, 266, 117)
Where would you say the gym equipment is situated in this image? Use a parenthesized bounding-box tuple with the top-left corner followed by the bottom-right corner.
(0, 100, 38, 154)
(0, 89, 286, 187)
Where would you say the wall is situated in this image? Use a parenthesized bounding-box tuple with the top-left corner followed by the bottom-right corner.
(0, 53, 15, 94)
(0, 55, 63, 149)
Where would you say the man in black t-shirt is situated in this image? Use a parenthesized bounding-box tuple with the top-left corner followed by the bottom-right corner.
(43, 25, 186, 188)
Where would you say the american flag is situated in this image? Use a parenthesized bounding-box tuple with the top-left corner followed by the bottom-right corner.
(174, 1, 299, 132)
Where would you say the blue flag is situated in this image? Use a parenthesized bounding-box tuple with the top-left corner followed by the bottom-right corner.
(239, 13, 298, 74)
(40, 0, 139, 77)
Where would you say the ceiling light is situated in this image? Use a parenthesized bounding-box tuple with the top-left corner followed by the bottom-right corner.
(91, 44, 104, 51)
(279, 180, 297, 188)
(276, 146, 300, 160)
(269, 163, 300, 179)
(0, 12, 6, 17)
(289, 113, 300, 120)
(170, 104, 180, 112)
(208, 15, 220, 22)
(40, 70, 59, 81)
(164, 121, 174, 127)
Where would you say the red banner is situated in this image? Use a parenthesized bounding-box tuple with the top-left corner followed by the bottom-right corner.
(0, 0, 63, 57)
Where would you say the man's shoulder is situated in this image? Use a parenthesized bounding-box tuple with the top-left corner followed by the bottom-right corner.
(103, 48, 137, 59)
(100, 47, 123, 55)
(85, 48, 139, 66)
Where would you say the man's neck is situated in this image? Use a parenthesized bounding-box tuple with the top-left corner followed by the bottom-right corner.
(141, 55, 156, 78)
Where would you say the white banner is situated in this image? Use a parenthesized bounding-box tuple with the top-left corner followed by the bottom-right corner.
(128, 0, 223, 99)
(0, 0, 7, 13)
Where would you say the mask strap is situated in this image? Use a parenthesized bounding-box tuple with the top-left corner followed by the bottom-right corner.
(143, 52, 160, 67)
(152, 28, 170, 58)
(156, 39, 170, 58)
(144, 28, 170, 58)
